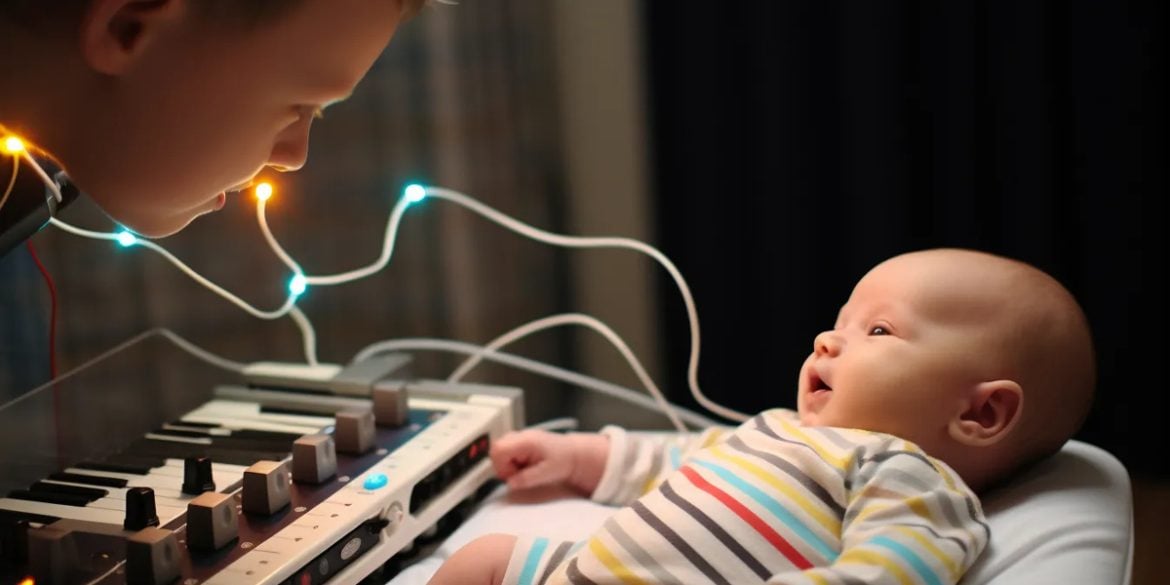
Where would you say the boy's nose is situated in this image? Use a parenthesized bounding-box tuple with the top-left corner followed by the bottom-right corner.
(814, 331, 842, 357)
(267, 112, 314, 172)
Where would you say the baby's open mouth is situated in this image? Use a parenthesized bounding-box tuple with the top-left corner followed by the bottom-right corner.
(810, 373, 833, 394)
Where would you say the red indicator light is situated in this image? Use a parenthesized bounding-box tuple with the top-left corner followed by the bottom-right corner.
(470, 444, 478, 458)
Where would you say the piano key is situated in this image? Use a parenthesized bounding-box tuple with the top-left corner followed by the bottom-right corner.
(76, 461, 155, 475)
(123, 438, 288, 467)
(148, 430, 300, 453)
(160, 424, 305, 444)
(180, 413, 319, 436)
(7, 489, 93, 508)
(0, 497, 123, 526)
(48, 472, 127, 488)
(29, 482, 108, 502)
(191, 399, 336, 428)
(41, 480, 193, 514)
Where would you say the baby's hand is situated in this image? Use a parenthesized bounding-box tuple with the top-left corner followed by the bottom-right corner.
(490, 430, 610, 494)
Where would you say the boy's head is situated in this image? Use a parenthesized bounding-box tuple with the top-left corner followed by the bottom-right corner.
(0, 0, 424, 237)
(796, 248, 1095, 491)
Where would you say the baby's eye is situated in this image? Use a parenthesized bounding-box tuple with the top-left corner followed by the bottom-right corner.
(868, 325, 890, 336)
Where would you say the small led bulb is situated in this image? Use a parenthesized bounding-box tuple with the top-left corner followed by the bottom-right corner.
(256, 182, 274, 201)
(3, 136, 25, 154)
(289, 273, 307, 296)
(404, 184, 426, 204)
(116, 231, 137, 247)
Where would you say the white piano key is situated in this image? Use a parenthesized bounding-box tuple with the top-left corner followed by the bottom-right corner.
(0, 497, 124, 526)
(192, 400, 336, 428)
(179, 413, 319, 436)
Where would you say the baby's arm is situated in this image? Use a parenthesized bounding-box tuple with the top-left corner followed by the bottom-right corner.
(491, 424, 736, 505)
(490, 430, 611, 494)
(427, 534, 517, 585)
(766, 447, 989, 584)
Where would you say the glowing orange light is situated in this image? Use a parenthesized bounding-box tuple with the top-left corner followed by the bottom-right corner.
(19, 577, 35, 585)
(256, 182, 274, 201)
(3, 136, 25, 154)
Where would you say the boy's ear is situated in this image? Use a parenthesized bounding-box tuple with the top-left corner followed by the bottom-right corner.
(948, 380, 1023, 447)
(80, 0, 186, 75)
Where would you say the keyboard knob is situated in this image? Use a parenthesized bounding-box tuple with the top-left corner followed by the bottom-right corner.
(28, 526, 78, 585)
(372, 381, 408, 427)
(292, 434, 338, 484)
(186, 492, 239, 551)
(242, 460, 291, 515)
(335, 408, 376, 455)
(124, 487, 160, 531)
(182, 456, 216, 495)
(125, 527, 181, 585)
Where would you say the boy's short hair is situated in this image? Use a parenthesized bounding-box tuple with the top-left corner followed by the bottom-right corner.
(1, 0, 427, 30)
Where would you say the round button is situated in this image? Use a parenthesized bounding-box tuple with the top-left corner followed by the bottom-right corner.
(363, 473, 389, 490)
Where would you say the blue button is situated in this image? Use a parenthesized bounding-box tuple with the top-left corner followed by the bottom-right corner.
(363, 473, 388, 490)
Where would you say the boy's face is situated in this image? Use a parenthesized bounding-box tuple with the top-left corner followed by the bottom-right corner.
(70, 0, 404, 236)
(796, 253, 1009, 452)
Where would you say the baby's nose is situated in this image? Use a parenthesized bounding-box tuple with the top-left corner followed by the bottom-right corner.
(814, 331, 842, 357)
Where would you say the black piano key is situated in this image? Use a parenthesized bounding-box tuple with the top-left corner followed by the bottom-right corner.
(150, 428, 298, 452)
(103, 453, 168, 470)
(170, 419, 219, 428)
(7, 489, 93, 508)
(125, 438, 287, 468)
(76, 460, 153, 475)
(29, 481, 108, 502)
(161, 425, 304, 444)
(48, 472, 128, 488)
(0, 509, 59, 527)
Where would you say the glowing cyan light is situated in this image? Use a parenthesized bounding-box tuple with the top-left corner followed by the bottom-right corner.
(3, 136, 25, 154)
(256, 182, 274, 201)
(288, 273, 307, 296)
(116, 231, 137, 247)
(404, 184, 427, 204)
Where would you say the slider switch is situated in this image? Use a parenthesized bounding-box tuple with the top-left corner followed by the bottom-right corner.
(292, 434, 337, 484)
(335, 408, 376, 454)
(182, 456, 216, 495)
(125, 487, 160, 531)
(186, 492, 239, 551)
(126, 527, 181, 585)
(28, 526, 78, 585)
(242, 460, 291, 515)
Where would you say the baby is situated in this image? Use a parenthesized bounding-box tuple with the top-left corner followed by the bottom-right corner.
(428, 248, 1096, 585)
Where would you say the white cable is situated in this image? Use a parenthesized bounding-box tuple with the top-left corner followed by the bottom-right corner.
(531, 417, 579, 432)
(354, 338, 722, 429)
(47, 217, 299, 320)
(257, 196, 304, 275)
(288, 306, 319, 366)
(19, 149, 62, 202)
(449, 312, 686, 433)
(423, 187, 750, 423)
(302, 198, 412, 286)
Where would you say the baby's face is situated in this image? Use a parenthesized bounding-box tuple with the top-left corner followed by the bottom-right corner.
(797, 254, 1009, 453)
(69, 0, 403, 237)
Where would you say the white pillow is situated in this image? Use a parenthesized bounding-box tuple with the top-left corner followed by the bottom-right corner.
(388, 440, 1133, 585)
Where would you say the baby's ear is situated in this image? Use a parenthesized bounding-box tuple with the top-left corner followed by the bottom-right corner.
(80, 0, 186, 75)
(948, 380, 1023, 447)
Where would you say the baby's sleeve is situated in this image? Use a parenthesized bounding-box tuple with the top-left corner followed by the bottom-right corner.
(765, 443, 989, 585)
(499, 535, 580, 585)
(589, 424, 733, 506)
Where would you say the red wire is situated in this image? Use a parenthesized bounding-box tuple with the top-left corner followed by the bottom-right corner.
(25, 240, 57, 380)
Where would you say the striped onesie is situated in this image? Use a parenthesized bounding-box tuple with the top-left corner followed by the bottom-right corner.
(500, 409, 989, 585)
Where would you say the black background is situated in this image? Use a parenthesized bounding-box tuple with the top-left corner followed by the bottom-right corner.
(646, 1, 1167, 479)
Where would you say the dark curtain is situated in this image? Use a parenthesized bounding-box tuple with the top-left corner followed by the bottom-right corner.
(646, 1, 1167, 478)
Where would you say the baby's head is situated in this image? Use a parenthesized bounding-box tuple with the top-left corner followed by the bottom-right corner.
(796, 248, 1095, 491)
